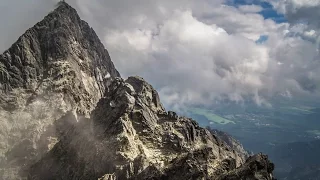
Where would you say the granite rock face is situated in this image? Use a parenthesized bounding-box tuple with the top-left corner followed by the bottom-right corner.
(0, 2, 119, 179)
(28, 77, 274, 180)
(1, 2, 274, 180)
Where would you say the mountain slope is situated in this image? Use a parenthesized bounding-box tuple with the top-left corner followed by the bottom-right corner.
(29, 76, 274, 180)
(0, 2, 119, 179)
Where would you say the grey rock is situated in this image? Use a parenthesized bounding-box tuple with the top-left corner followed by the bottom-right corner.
(215, 153, 275, 180)
(28, 77, 274, 180)
(0, 2, 119, 179)
(99, 174, 117, 180)
(208, 128, 249, 159)
(168, 111, 178, 120)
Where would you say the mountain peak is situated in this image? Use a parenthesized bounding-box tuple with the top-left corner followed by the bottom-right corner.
(57, 1, 69, 6)
(49, 1, 79, 20)
(0, 0, 119, 92)
(56, 1, 73, 9)
(0, 3, 119, 178)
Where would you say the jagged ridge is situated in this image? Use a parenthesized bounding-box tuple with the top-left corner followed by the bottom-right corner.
(29, 76, 275, 180)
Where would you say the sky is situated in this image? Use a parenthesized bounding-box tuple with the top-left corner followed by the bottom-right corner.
(1, 0, 320, 110)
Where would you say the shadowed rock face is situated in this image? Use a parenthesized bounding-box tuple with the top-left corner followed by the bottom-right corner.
(0, 2, 274, 180)
(0, 2, 119, 179)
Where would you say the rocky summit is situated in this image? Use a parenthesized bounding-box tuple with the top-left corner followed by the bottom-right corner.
(0, 2, 119, 179)
(0, 2, 275, 180)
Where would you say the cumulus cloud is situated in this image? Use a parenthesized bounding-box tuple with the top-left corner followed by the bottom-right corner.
(1, 0, 320, 109)
(271, 0, 320, 29)
(238, 5, 263, 13)
(269, 0, 320, 93)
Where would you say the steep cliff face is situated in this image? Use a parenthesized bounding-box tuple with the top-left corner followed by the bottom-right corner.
(0, 2, 274, 180)
(0, 2, 119, 179)
(29, 77, 274, 180)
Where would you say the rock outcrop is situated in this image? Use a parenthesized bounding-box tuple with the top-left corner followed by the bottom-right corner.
(208, 128, 249, 159)
(0, 2, 119, 179)
(28, 76, 274, 180)
(0, 2, 275, 180)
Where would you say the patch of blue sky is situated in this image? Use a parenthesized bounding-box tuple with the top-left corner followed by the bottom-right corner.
(255, 35, 269, 44)
(225, 0, 287, 23)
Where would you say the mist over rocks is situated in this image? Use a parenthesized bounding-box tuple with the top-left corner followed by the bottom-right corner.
(0, 2, 275, 180)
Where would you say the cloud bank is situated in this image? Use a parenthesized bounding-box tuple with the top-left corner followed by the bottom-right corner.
(1, 0, 320, 109)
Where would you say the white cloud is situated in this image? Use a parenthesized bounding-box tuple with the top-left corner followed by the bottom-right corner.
(1, 0, 320, 109)
(107, 29, 152, 51)
(288, 0, 320, 8)
(238, 5, 263, 13)
(196, 5, 279, 41)
(104, 9, 272, 107)
(271, 0, 320, 28)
